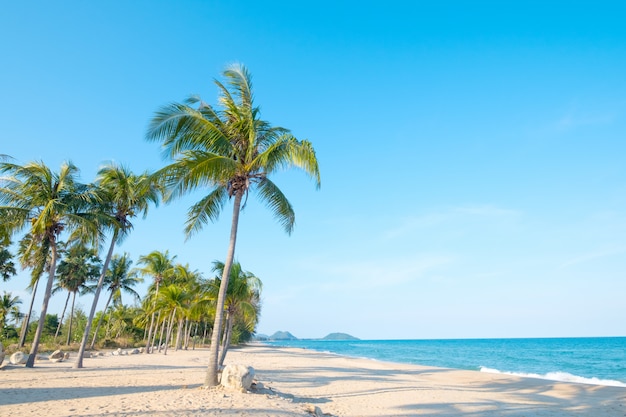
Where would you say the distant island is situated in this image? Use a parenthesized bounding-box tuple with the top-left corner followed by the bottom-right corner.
(254, 331, 359, 341)
(321, 332, 359, 340)
(269, 331, 298, 340)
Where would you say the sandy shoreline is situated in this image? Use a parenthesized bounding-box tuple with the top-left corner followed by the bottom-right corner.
(1, 344, 624, 416)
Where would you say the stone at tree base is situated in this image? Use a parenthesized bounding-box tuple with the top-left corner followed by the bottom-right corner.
(305, 404, 331, 416)
(63, 352, 70, 360)
(129, 348, 140, 355)
(220, 364, 255, 391)
(9, 351, 28, 365)
(49, 350, 64, 362)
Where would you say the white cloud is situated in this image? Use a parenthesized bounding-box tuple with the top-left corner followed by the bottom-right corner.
(382, 204, 523, 241)
(559, 244, 626, 269)
(552, 111, 614, 132)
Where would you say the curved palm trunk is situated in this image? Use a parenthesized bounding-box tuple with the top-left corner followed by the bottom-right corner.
(205, 192, 243, 387)
(158, 314, 166, 352)
(26, 242, 58, 368)
(174, 318, 184, 351)
(54, 292, 71, 341)
(18, 278, 40, 347)
(152, 310, 162, 351)
(90, 290, 114, 348)
(145, 312, 156, 353)
(66, 291, 77, 345)
(144, 281, 160, 354)
(163, 308, 176, 355)
(75, 230, 117, 369)
(218, 312, 234, 368)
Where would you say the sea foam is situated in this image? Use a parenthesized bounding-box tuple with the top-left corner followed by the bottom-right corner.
(479, 366, 626, 387)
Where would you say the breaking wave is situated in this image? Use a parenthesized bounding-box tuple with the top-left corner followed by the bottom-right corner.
(480, 366, 626, 387)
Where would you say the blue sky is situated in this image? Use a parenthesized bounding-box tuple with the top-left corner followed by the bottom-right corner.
(1, 1, 625, 339)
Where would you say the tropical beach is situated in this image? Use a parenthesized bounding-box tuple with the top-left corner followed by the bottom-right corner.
(2, 344, 625, 417)
(2, 2, 626, 416)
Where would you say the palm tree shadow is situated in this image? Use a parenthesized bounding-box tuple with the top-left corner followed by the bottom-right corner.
(249, 381, 331, 405)
(0, 384, 196, 406)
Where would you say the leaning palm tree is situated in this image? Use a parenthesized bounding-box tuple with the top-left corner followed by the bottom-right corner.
(53, 242, 101, 344)
(136, 250, 176, 353)
(75, 163, 161, 368)
(89, 253, 142, 348)
(0, 161, 99, 367)
(147, 64, 320, 386)
(209, 260, 262, 367)
(15, 233, 49, 347)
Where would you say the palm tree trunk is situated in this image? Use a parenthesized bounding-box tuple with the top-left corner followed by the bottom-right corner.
(75, 230, 117, 369)
(184, 319, 191, 350)
(152, 310, 161, 352)
(90, 290, 114, 349)
(182, 319, 187, 350)
(158, 314, 166, 352)
(218, 312, 234, 368)
(54, 292, 71, 341)
(26, 241, 58, 368)
(18, 278, 39, 347)
(66, 291, 77, 345)
(192, 322, 199, 350)
(175, 318, 183, 351)
(144, 281, 159, 354)
(163, 308, 176, 355)
(205, 192, 243, 387)
(220, 313, 229, 349)
(145, 312, 155, 352)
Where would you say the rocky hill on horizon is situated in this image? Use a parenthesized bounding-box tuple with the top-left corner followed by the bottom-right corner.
(254, 331, 359, 341)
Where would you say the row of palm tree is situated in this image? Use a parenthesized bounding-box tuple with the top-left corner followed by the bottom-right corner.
(1, 240, 261, 359)
(52, 242, 101, 344)
(0, 159, 161, 367)
(1, 64, 320, 386)
(135, 250, 260, 361)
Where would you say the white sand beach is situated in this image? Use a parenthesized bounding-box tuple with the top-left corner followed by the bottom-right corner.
(1, 345, 624, 416)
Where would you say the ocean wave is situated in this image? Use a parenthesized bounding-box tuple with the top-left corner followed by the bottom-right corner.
(479, 366, 626, 387)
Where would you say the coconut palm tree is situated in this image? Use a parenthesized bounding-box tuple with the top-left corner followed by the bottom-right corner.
(0, 161, 99, 367)
(168, 263, 203, 350)
(146, 64, 320, 386)
(89, 253, 142, 348)
(53, 242, 101, 344)
(0, 242, 16, 281)
(209, 260, 261, 367)
(15, 233, 49, 347)
(136, 250, 176, 353)
(154, 284, 191, 355)
(75, 163, 161, 368)
(0, 291, 21, 331)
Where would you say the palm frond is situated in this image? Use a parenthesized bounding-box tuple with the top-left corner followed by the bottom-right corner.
(154, 150, 236, 201)
(255, 178, 295, 234)
(146, 102, 233, 158)
(184, 187, 228, 238)
(256, 135, 321, 188)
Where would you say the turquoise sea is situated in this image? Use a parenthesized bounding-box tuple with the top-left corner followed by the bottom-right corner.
(264, 337, 626, 387)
